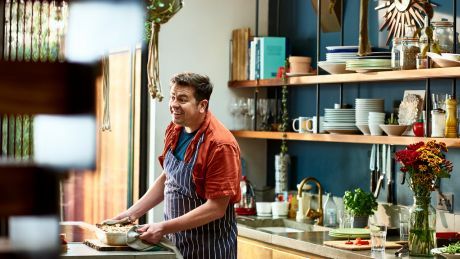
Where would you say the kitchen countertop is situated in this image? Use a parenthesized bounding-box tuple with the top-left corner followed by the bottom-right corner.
(238, 220, 437, 259)
(61, 243, 176, 259)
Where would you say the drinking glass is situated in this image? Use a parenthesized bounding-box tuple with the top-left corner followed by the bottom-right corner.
(399, 211, 410, 241)
(229, 98, 240, 130)
(370, 223, 387, 252)
(247, 98, 255, 130)
(338, 209, 353, 228)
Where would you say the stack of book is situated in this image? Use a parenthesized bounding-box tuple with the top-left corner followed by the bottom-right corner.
(231, 28, 286, 81)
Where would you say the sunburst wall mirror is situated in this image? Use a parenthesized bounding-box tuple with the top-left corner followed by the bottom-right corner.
(375, 0, 437, 45)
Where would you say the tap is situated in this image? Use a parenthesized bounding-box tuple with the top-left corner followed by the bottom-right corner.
(297, 177, 323, 226)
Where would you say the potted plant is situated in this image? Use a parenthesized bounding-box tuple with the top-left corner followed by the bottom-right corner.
(343, 188, 378, 228)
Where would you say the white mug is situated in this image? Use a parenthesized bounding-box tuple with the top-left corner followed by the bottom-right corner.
(306, 116, 325, 133)
(292, 117, 309, 133)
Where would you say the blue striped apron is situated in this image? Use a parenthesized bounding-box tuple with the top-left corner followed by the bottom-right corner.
(163, 133, 237, 259)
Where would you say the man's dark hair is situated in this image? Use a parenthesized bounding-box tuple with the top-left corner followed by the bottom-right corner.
(170, 72, 213, 103)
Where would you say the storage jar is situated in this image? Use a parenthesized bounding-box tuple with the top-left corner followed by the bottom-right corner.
(401, 38, 420, 70)
(391, 37, 401, 70)
(432, 20, 454, 53)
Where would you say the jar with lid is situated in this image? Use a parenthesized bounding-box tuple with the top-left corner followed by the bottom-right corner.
(401, 38, 420, 70)
(432, 20, 454, 53)
(391, 37, 401, 70)
(431, 109, 446, 138)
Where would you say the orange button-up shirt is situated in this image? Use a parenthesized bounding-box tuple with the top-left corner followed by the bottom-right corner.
(159, 112, 242, 203)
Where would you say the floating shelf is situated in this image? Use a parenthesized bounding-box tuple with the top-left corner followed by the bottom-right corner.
(231, 130, 460, 147)
(228, 67, 460, 88)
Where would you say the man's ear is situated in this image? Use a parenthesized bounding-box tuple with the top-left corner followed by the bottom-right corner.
(199, 99, 208, 113)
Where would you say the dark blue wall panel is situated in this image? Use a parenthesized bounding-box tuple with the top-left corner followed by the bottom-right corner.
(267, 0, 460, 211)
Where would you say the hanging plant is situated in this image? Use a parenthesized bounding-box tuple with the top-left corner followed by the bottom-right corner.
(280, 59, 289, 155)
(145, 0, 183, 101)
(358, 0, 371, 56)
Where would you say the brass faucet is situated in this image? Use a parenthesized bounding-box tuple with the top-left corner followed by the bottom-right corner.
(297, 177, 323, 226)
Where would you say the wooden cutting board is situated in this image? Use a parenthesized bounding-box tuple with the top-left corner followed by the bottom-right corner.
(84, 239, 134, 251)
(323, 240, 403, 250)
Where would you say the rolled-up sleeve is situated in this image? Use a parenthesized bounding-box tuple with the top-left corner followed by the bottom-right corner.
(204, 143, 241, 203)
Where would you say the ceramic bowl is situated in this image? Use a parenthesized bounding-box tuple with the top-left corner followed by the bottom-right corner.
(256, 202, 272, 216)
(441, 53, 460, 62)
(427, 52, 460, 68)
(369, 123, 383, 136)
(318, 61, 353, 74)
(379, 124, 409, 136)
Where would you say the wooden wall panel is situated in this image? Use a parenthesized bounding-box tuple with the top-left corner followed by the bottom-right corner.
(62, 50, 137, 224)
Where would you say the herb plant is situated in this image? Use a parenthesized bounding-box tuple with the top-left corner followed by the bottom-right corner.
(343, 188, 378, 216)
(442, 241, 460, 254)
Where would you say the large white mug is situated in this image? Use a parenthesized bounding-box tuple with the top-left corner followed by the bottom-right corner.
(292, 117, 309, 133)
(306, 116, 325, 133)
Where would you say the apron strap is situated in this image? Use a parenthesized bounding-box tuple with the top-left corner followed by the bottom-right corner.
(190, 133, 205, 166)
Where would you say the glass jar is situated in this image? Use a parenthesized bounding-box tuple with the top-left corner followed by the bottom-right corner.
(391, 37, 401, 70)
(401, 38, 420, 70)
(432, 20, 454, 53)
(408, 195, 436, 256)
(431, 109, 446, 137)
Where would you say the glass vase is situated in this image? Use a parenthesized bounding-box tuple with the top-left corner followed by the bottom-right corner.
(408, 195, 436, 257)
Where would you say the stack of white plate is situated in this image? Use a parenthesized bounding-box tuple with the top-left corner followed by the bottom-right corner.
(323, 108, 359, 134)
(319, 46, 359, 75)
(355, 99, 384, 135)
(346, 59, 392, 73)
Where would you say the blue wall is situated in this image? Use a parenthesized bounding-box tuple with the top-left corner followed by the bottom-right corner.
(266, 0, 460, 211)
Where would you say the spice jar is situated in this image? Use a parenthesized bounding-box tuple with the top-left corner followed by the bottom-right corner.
(432, 20, 454, 53)
(401, 38, 420, 70)
(391, 37, 401, 70)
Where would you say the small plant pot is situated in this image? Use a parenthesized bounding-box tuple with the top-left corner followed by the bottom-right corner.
(352, 215, 369, 228)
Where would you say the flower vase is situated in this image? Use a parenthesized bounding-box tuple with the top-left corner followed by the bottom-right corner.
(408, 195, 436, 257)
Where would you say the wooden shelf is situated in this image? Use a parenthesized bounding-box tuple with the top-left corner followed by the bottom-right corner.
(231, 130, 460, 147)
(228, 67, 460, 88)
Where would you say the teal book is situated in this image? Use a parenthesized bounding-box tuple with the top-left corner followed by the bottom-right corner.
(260, 37, 286, 79)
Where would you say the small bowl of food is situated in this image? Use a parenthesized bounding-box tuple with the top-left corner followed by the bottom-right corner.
(95, 223, 134, 245)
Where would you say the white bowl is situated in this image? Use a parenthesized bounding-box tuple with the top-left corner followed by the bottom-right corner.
(256, 202, 272, 216)
(369, 124, 383, 136)
(271, 202, 289, 217)
(441, 53, 460, 62)
(427, 52, 460, 68)
(318, 61, 354, 74)
(379, 124, 409, 136)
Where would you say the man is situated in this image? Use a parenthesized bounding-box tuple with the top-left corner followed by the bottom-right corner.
(110, 72, 241, 259)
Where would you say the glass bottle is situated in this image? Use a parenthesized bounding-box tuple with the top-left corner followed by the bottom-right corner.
(432, 19, 454, 53)
(391, 37, 401, 70)
(408, 195, 436, 256)
(401, 38, 420, 70)
(445, 96, 458, 138)
(323, 192, 337, 228)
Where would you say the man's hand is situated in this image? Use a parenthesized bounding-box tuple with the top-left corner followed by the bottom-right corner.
(137, 223, 165, 244)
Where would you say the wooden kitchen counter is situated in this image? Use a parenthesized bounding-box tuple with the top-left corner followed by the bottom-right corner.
(61, 243, 176, 259)
(238, 221, 431, 259)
